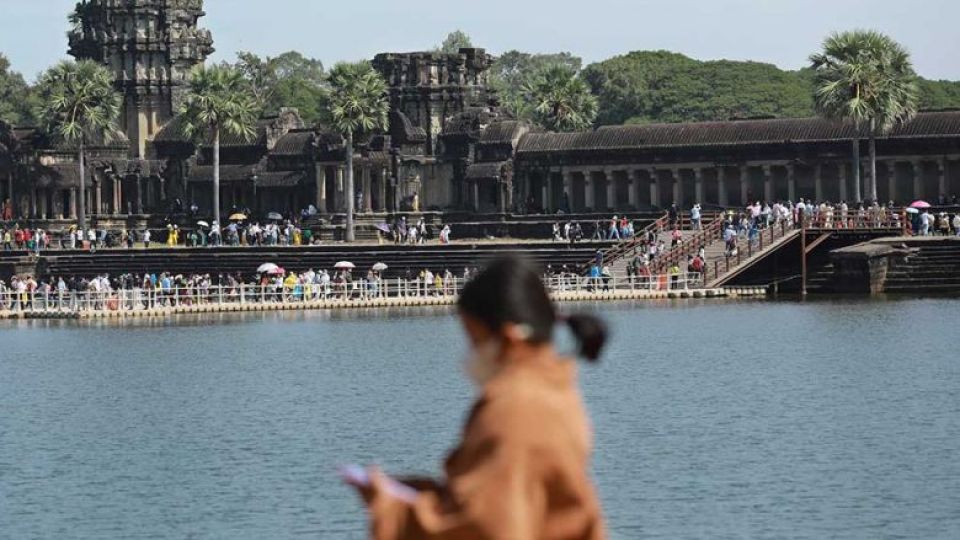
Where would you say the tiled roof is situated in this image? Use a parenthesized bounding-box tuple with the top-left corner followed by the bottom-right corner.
(479, 121, 528, 145)
(186, 164, 259, 183)
(154, 116, 270, 148)
(517, 111, 960, 154)
(272, 131, 315, 156)
(466, 161, 509, 180)
(257, 171, 306, 188)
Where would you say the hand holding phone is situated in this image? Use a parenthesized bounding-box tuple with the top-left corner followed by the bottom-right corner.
(339, 465, 419, 504)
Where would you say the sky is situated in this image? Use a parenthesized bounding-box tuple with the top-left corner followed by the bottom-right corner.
(2, 0, 960, 82)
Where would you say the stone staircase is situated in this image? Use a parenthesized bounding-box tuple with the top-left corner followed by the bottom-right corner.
(883, 240, 960, 292)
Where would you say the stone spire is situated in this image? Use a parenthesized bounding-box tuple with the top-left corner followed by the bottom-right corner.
(68, 0, 214, 158)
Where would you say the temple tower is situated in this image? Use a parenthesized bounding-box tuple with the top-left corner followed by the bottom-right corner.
(373, 48, 495, 156)
(68, 0, 214, 158)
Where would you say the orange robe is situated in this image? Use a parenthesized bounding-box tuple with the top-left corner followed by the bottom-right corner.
(368, 352, 606, 539)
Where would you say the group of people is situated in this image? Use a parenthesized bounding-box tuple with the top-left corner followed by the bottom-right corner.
(388, 217, 452, 245)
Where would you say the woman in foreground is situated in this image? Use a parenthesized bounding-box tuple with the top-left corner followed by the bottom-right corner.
(346, 255, 608, 539)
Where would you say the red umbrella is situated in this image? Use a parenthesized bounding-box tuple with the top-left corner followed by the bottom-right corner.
(909, 200, 931, 209)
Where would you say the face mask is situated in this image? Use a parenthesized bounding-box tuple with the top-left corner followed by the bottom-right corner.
(464, 339, 502, 388)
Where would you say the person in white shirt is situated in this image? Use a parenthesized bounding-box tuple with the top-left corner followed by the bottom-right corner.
(143, 229, 151, 248)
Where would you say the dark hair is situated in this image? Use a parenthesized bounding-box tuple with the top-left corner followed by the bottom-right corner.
(457, 255, 607, 362)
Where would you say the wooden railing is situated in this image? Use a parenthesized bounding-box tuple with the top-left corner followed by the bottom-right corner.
(582, 213, 669, 271)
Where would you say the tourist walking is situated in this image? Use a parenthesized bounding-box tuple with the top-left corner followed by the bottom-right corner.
(344, 256, 607, 539)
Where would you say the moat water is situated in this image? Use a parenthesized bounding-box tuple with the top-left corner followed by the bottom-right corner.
(1, 298, 959, 539)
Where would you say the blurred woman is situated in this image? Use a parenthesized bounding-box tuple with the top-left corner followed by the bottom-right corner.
(346, 255, 608, 539)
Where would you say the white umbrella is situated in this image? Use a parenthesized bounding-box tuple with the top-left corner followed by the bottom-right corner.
(334, 261, 356, 270)
(196, 220, 210, 228)
(372, 262, 388, 272)
(905, 207, 920, 214)
(257, 262, 280, 274)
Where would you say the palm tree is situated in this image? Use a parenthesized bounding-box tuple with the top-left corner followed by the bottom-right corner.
(35, 60, 120, 236)
(326, 61, 389, 242)
(522, 65, 598, 132)
(179, 64, 259, 228)
(810, 30, 920, 203)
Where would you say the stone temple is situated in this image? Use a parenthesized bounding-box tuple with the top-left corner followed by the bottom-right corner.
(2, 0, 960, 235)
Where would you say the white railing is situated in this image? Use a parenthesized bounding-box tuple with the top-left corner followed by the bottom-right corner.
(0, 273, 707, 315)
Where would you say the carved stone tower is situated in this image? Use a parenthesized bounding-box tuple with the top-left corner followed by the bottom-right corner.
(373, 48, 495, 157)
(68, 0, 214, 158)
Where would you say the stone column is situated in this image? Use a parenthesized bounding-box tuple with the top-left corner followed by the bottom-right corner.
(362, 165, 372, 213)
(648, 168, 659, 208)
(29, 188, 37, 218)
(717, 167, 728, 206)
(315, 163, 326, 214)
(472, 180, 480, 212)
(94, 179, 102, 216)
(910, 160, 922, 200)
(629, 170, 640, 208)
(380, 167, 388, 212)
(562, 169, 573, 211)
(786, 164, 796, 202)
(838, 163, 848, 202)
(739, 165, 750, 205)
(604, 170, 615, 211)
(814, 164, 824, 202)
(541, 176, 550, 212)
(69, 188, 78, 218)
(762, 165, 773, 202)
(136, 177, 144, 214)
(335, 165, 345, 212)
(583, 171, 594, 211)
(112, 176, 121, 215)
(694, 167, 705, 204)
(886, 161, 898, 203)
(670, 168, 682, 206)
(937, 158, 947, 200)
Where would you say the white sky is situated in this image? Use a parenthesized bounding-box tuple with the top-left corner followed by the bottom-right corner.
(2, 0, 959, 81)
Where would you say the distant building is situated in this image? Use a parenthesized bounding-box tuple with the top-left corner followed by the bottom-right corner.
(1, 0, 959, 231)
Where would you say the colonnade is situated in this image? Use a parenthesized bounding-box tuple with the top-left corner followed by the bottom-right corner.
(316, 163, 392, 215)
(526, 156, 956, 212)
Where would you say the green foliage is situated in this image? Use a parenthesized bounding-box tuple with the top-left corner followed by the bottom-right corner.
(583, 50, 815, 125)
(326, 61, 389, 137)
(34, 59, 120, 145)
(810, 30, 919, 134)
(178, 64, 259, 144)
(489, 51, 582, 120)
(437, 30, 473, 54)
(916, 79, 960, 111)
(521, 65, 598, 132)
(0, 53, 39, 126)
(233, 51, 329, 124)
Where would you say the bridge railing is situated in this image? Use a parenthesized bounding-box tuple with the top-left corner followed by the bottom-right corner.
(582, 213, 669, 272)
(0, 272, 714, 315)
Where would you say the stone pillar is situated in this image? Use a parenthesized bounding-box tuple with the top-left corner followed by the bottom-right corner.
(69, 188, 78, 218)
(814, 163, 824, 202)
(472, 180, 480, 212)
(629, 170, 640, 208)
(112, 176, 121, 215)
(583, 172, 594, 211)
(29, 188, 37, 218)
(786, 165, 796, 202)
(541, 176, 550, 212)
(886, 161, 898, 203)
(937, 158, 947, 200)
(694, 168, 705, 204)
(648, 168, 659, 208)
(717, 167, 729, 206)
(562, 170, 573, 211)
(94, 179, 102, 216)
(335, 165, 345, 212)
(739, 165, 750, 205)
(838, 163, 848, 202)
(380, 168, 388, 212)
(670, 168, 682, 206)
(910, 160, 922, 200)
(315, 164, 326, 214)
(762, 165, 773, 202)
(136, 176, 144, 214)
(362, 165, 372, 213)
(604, 170, 615, 211)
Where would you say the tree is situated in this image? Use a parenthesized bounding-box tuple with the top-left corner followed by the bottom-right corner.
(437, 30, 473, 54)
(326, 61, 389, 242)
(0, 54, 38, 126)
(810, 30, 920, 202)
(522, 65, 598, 132)
(178, 65, 259, 228)
(34, 60, 120, 236)
(489, 51, 582, 120)
(234, 51, 329, 124)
